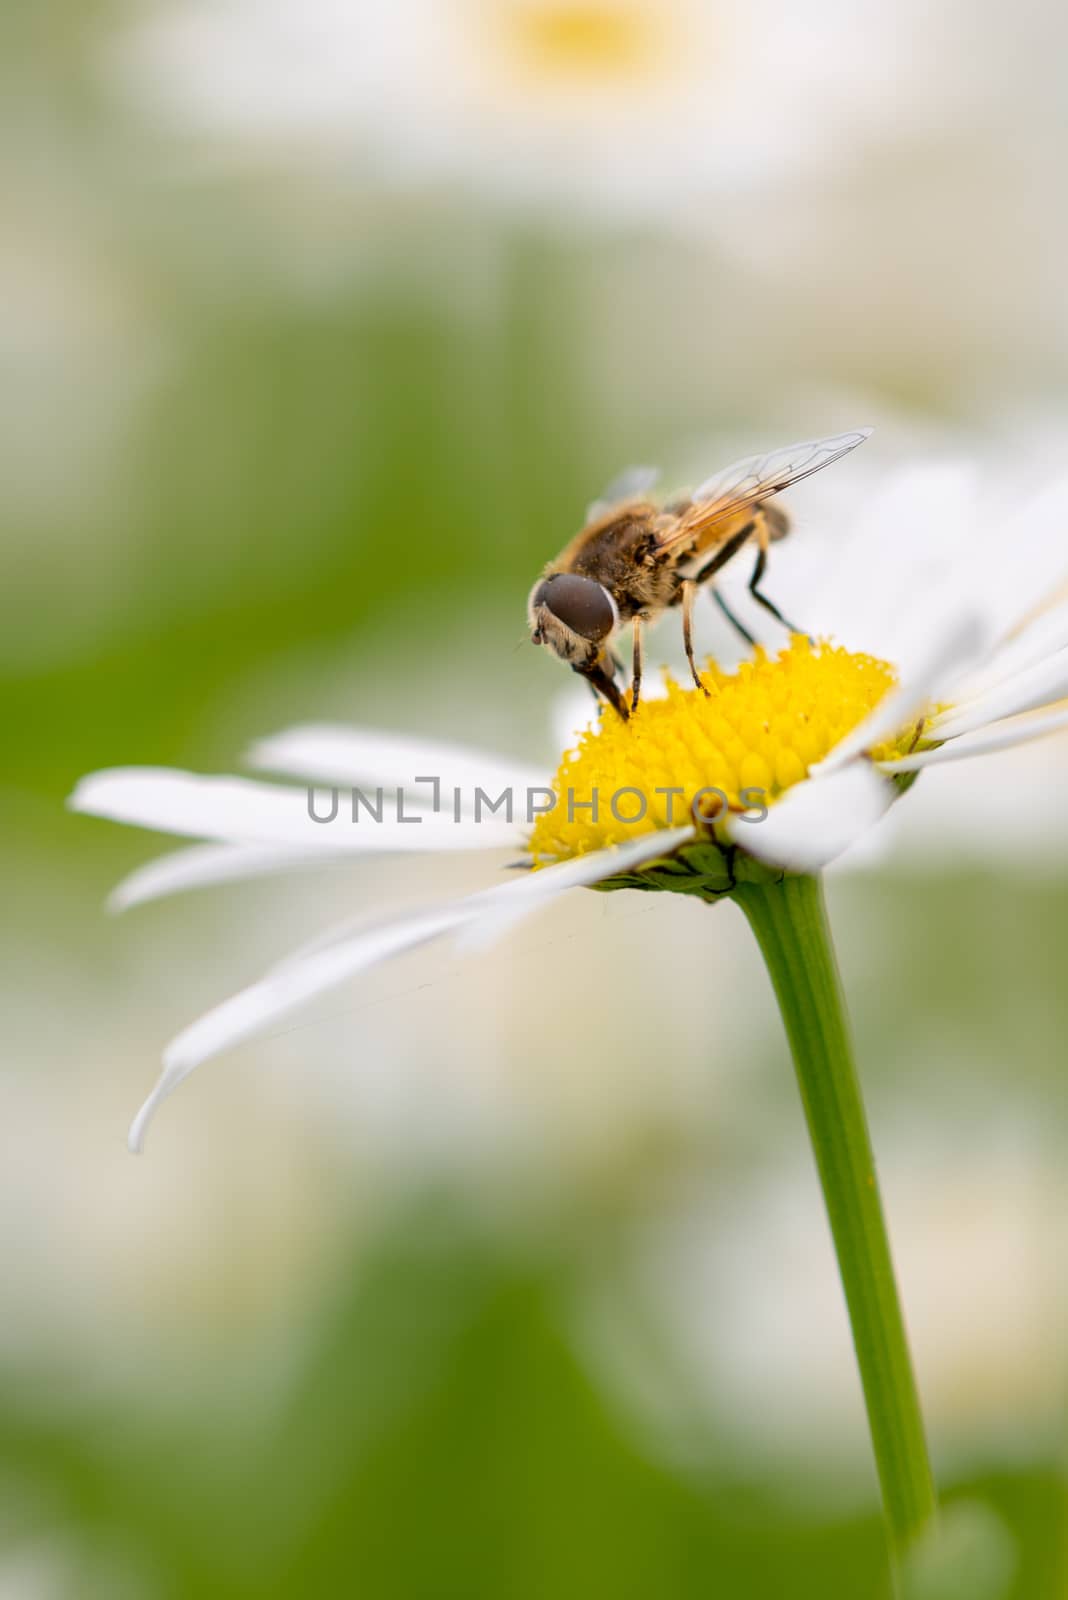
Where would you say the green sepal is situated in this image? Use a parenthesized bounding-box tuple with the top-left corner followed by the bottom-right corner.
(589, 831, 785, 902)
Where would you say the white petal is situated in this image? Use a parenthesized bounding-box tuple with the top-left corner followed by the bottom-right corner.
(108, 843, 338, 911)
(929, 648, 1068, 741)
(247, 723, 546, 797)
(978, 475, 1068, 641)
(878, 702, 1068, 772)
(129, 825, 695, 1149)
(846, 734, 1068, 872)
(455, 825, 696, 954)
(128, 906, 468, 1153)
(951, 596, 1068, 706)
(69, 768, 516, 851)
(812, 612, 989, 776)
(725, 765, 895, 873)
(800, 462, 981, 666)
(550, 682, 599, 754)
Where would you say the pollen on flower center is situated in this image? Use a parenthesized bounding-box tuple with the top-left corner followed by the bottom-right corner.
(529, 638, 907, 863)
(503, 1, 661, 82)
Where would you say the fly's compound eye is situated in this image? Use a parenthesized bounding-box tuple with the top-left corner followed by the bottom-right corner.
(534, 575, 616, 642)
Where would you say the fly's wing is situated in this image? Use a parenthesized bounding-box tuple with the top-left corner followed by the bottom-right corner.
(657, 429, 871, 556)
(585, 464, 661, 523)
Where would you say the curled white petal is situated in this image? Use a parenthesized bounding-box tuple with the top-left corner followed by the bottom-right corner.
(128, 906, 470, 1153)
(929, 648, 1068, 742)
(952, 597, 1068, 707)
(455, 826, 696, 954)
(812, 613, 988, 776)
(878, 702, 1068, 772)
(979, 475, 1068, 642)
(108, 842, 338, 911)
(247, 723, 547, 798)
(725, 765, 895, 873)
(69, 768, 516, 852)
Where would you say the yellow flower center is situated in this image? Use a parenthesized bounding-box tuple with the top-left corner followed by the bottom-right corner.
(530, 638, 913, 863)
(503, 2, 660, 82)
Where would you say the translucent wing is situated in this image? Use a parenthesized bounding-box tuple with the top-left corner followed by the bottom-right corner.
(659, 429, 871, 552)
(693, 429, 871, 507)
(585, 464, 660, 523)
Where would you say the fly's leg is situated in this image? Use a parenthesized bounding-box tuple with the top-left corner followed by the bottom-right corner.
(691, 522, 754, 584)
(748, 520, 807, 637)
(690, 522, 759, 650)
(690, 515, 807, 645)
(711, 590, 757, 648)
(631, 617, 644, 712)
(681, 580, 710, 693)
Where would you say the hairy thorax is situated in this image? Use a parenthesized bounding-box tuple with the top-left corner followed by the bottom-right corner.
(549, 506, 681, 620)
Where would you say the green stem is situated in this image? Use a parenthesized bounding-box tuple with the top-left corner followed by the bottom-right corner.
(732, 872, 936, 1580)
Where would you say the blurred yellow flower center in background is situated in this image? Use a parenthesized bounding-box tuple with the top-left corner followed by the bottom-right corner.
(504, 2, 659, 82)
(530, 638, 907, 861)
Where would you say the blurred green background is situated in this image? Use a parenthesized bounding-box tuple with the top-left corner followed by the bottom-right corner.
(3, 2, 1067, 1595)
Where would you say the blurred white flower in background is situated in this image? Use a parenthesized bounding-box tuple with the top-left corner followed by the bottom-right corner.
(107, 0, 967, 223)
(608, 1114, 1068, 1482)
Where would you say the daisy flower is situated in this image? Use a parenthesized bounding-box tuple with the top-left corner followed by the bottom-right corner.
(108, 0, 955, 224)
(69, 456, 1068, 1149)
(70, 448, 1068, 1581)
